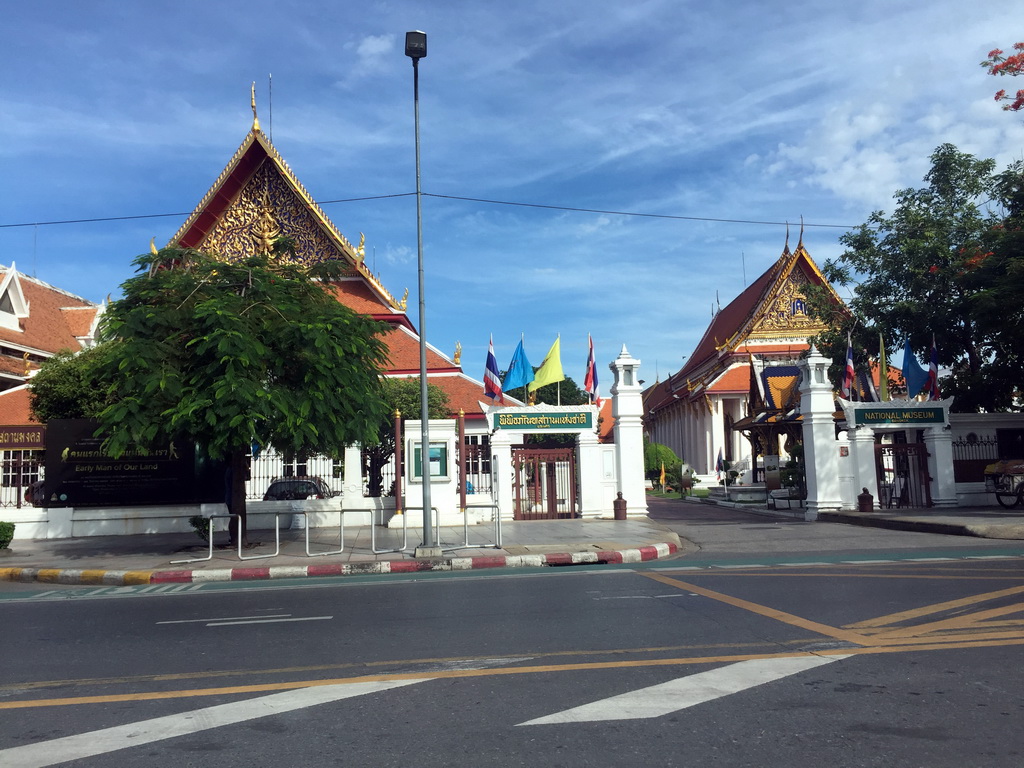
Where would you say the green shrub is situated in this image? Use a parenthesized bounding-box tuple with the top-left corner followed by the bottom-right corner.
(188, 515, 212, 543)
(0, 521, 14, 549)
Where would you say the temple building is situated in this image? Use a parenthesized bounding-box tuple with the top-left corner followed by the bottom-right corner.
(168, 111, 491, 424)
(643, 235, 846, 483)
(0, 267, 103, 504)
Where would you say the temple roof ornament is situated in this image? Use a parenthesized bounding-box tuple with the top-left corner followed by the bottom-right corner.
(167, 116, 406, 312)
(250, 82, 260, 132)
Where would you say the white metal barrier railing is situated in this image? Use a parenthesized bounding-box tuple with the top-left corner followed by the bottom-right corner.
(170, 513, 238, 565)
(442, 505, 501, 552)
(298, 508, 345, 557)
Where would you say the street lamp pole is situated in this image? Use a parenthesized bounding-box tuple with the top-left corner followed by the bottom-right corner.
(405, 30, 439, 556)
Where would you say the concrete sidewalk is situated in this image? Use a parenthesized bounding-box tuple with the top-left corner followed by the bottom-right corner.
(703, 496, 1024, 540)
(4, 498, 1024, 587)
(0, 517, 683, 586)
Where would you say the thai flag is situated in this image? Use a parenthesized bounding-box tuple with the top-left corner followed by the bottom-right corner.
(716, 448, 724, 481)
(483, 335, 503, 403)
(840, 334, 855, 399)
(584, 334, 601, 407)
(926, 336, 941, 401)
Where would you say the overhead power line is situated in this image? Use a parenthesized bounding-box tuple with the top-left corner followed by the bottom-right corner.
(425, 193, 857, 229)
(0, 191, 860, 231)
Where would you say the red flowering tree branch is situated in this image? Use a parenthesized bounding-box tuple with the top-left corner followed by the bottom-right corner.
(983, 43, 1024, 111)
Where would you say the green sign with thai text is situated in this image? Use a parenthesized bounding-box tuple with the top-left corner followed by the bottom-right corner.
(495, 411, 593, 430)
(853, 407, 944, 426)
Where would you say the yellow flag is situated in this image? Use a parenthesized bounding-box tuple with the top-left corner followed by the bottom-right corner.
(528, 336, 564, 391)
(659, 462, 666, 488)
(878, 333, 889, 401)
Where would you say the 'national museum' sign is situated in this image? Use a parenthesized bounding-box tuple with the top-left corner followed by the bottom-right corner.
(853, 407, 945, 426)
(494, 411, 593, 430)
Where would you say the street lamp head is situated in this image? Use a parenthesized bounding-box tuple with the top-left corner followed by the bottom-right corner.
(405, 30, 427, 59)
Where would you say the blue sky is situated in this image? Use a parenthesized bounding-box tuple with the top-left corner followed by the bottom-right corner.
(3, 1, 1023, 388)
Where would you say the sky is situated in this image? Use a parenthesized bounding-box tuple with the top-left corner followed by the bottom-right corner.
(3, 1, 1024, 390)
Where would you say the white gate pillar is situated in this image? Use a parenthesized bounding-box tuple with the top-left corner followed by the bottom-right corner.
(849, 426, 878, 508)
(490, 430, 515, 522)
(800, 347, 842, 519)
(576, 428, 604, 518)
(610, 345, 647, 517)
(924, 426, 957, 507)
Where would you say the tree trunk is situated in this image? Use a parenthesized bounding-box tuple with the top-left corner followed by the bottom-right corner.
(227, 448, 249, 545)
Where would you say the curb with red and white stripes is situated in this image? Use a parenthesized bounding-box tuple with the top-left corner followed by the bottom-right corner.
(0, 542, 679, 586)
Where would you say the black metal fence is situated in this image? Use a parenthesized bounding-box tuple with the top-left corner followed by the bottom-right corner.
(952, 435, 999, 482)
(246, 448, 343, 500)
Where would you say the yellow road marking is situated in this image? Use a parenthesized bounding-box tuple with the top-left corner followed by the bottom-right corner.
(0, 640, 809, 693)
(853, 619, 1024, 635)
(640, 571, 875, 646)
(670, 572, 1024, 581)
(4, 637, 1024, 711)
(845, 585, 1024, 629)
(873, 601, 1024, 640)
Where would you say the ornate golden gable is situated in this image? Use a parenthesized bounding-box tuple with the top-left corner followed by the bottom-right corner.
(202, 164, 359, 272)
(169, 127, 406, 312)
(747, 267, 828, 338)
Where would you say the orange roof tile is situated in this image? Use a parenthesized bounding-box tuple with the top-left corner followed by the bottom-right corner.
(382, 326, 459, 373)
(60, 306, 100, 338)
(326, 280, 402, 316)
(706, 365, 752, 393)
(598, 399, 615, 443)
(0, 270, 97, 355)
(0, 386, 37, 426)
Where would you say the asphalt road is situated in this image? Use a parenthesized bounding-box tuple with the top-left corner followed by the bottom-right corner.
(3, 516, 1024, 768)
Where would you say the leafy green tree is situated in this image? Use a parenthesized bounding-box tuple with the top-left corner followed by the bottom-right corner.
(95, 242, 392, 541)
(643, 439, 681, 484)
(363, 377, 450, 497)
(809, 144, 1023, 411)
(531, 375, 589, 406)
(29, 346, 118, 421)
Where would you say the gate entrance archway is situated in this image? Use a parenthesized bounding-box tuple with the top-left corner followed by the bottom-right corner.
(511, 447, 577, 520)
(875, 442, 932, 508)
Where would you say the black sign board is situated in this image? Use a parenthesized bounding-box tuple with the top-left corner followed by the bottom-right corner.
(43, 420, 226, 508)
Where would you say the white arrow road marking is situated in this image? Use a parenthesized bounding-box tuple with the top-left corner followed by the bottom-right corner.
(518, 654, 850, 725)
(0, 678, 426, 768)
(157, 614, 293, 624)
(206, 616, 332, 626)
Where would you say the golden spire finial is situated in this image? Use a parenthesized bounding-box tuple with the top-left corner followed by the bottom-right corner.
(251, 82, 260, 131)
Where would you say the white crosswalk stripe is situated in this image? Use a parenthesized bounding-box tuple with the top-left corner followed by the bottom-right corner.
(0, 679, 426, 768)
(517, 654, 850, 725)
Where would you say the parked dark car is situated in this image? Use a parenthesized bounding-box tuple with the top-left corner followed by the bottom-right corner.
(262, 477, 337, 501)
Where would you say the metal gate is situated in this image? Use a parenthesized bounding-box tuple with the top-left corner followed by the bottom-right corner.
(511, 447, 577, 520)
(875, 443, 932, 508)
(0, 450, 43, 508)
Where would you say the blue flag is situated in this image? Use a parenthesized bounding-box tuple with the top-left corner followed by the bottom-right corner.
(902, 338, 929, 398)
(502, 339, 534, 392)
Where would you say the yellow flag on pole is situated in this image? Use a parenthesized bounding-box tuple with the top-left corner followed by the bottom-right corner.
(878, 333, 890, 401)
(659, 462, 666, 489)
(528, 336, 564, 391)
